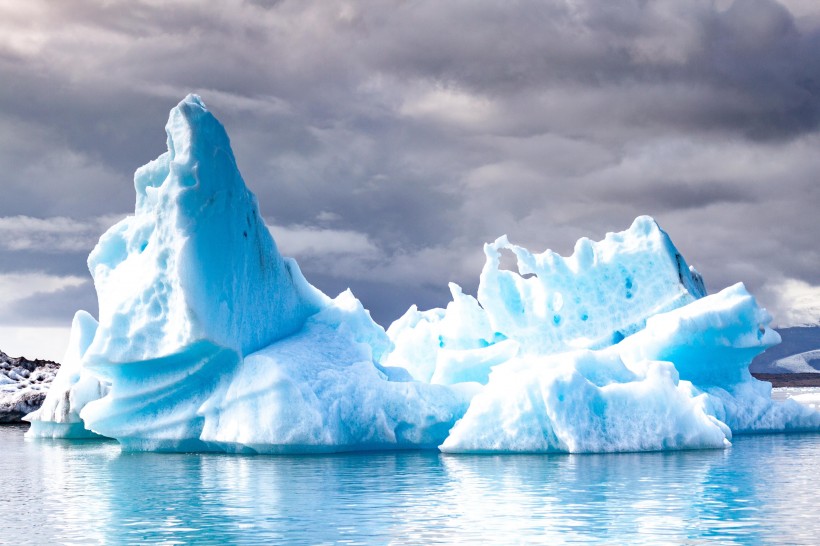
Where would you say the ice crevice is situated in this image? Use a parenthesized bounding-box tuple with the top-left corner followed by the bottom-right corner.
(24, 94, 820, 453)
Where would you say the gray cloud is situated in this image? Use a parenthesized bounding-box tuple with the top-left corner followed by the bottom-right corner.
(1, 0, 819, 340)
(1, 283, 97, 328)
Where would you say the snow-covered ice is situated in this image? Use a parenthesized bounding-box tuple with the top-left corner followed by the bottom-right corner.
(25, 95, 820, 453)
(757, 350, 820, 374)
(750, 326, 820, 374)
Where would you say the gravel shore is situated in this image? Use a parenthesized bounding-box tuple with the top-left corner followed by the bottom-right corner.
(752, 373, 820, 388)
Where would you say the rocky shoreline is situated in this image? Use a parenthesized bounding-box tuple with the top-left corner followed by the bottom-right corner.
(0, 352, 60, 423)
(752, 373, 820, 388)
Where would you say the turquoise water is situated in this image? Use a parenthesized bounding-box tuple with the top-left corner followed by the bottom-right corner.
(1, 425, 819, 545)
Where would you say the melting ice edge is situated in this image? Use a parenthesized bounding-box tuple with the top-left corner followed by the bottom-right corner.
(25, 95, 820, 454)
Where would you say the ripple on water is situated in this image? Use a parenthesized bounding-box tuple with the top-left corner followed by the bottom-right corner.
(1, 425, 820, 544)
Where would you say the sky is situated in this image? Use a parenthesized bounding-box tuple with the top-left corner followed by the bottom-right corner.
(1, 0, 819, 361)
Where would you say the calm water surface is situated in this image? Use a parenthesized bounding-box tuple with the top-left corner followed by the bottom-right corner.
(1, 424, 819, 545)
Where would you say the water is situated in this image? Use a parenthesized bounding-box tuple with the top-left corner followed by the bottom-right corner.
(2, 425, 820, 545)
(772, 387, 820, 410)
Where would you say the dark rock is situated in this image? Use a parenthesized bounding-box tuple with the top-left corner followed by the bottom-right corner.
(751, 373, 820, 388)
(0, 350, 60, 423)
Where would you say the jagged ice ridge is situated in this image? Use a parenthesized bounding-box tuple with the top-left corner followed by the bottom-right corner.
(25, 95, 820, 453)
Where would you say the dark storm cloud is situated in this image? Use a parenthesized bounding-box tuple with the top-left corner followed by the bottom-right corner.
(0, 283, 97, 328)
(1, 0, 819, 332)
(601, 181, 756, 212)
(356, 0, 820, 139)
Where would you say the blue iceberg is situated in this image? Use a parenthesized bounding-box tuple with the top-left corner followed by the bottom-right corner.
(25, 95, 820, 453)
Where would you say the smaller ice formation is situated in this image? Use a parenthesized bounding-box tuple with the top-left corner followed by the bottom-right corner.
(0, 351, 59, 422)
(25, 311, 106, 437)
(384, 217, 706, 385)
(440, 283, 819, 453)
(25, 94, 820, 454)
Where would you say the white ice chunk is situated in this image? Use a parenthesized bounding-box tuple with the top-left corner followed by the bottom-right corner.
(385, 216, 707, 386)
(25, 310, 104, 438)
(196, 292, 476, 453)
(441, 351, 730, 453)
(441, 284, 820, 454)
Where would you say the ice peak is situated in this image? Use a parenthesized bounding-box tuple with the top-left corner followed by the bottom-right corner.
(91, 95, 324, 362)
(165, 94, 232, 169)
(181, 93, 206, 109)
(629, 215, 660, 235)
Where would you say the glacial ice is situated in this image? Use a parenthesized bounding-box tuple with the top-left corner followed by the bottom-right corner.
(441, 284, 820, 453)
(384, 217, 706, 385)
(25, 94, 820, 453)
(25, 310, 103, 437)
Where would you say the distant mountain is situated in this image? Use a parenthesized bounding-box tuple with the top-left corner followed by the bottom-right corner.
(751, 326, 820, 374)
(0, 351, 60, 422)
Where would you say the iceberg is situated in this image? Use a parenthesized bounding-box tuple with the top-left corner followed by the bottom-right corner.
(25, 95, 820, 454)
